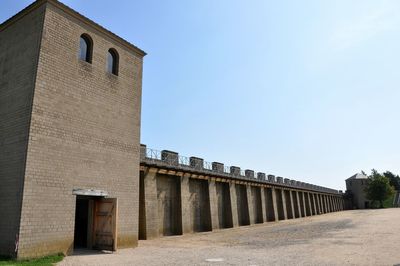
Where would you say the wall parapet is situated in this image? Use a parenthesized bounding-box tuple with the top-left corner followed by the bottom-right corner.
(140, 144, 341, 194)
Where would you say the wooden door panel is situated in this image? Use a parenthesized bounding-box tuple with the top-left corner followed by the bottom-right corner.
(93, 198, 117, 251)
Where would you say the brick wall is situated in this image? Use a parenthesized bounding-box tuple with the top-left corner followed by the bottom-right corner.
(16, 2, 143, 259)
(0, 5, 46, 258)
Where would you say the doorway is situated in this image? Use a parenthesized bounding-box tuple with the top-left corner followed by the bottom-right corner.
(73, 196, 118, 251)
(74, 197, 90, 249)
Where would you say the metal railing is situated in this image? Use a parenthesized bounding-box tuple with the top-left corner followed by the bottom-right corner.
(204, 161, 213, 171)
(178, 155, 190, 166)
(141, 146, 340, 194)
(224, 166, 231, 174)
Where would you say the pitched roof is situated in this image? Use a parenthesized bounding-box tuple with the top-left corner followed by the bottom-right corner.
(346, 173, 368, 181)
(0, 0, 146, 57)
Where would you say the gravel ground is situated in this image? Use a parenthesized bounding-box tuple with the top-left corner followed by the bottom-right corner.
(59, 209, 400, 266)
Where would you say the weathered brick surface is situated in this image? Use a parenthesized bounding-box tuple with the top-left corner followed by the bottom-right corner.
(188, 179, 212, 232)
(0, 1, 144, 259)
(140, 169, 159, 239)
(215, 181, 232, 228)
(157, 174, 182, 236)
(208, 179, 219, 230)
(0, 5, 46, 258)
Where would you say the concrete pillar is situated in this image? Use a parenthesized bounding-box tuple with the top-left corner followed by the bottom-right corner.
(332, 197, 336, 212)
(333, 196, 336, 212)
(229, 182, 239, 227)
(296, 191, 303, 217)
(310, 193, 315, 215)
(260, 187, 268, 223)
(208, 178, 220, 230)
(246, 185, 255, 224)
(307, 192, 314, 216)
(319, 194, 325, 214)
(181, 175, 192, 234)
(308, 193, 317, 215)
(281, 189, 288, 220)
(329, 196, 334, 212)
(271, 188, 279, 221)
(301, 192, 307, 216)
(289, 190, 296, 219)
(292, 191, 300, 218)
(315, 194, 321, 215)
(336, 197, 340, 211)
(307, 192, 313, 216)
(320, 194, 324, 214)
(325, 195, 330, 213)
(312, 194, 318, 215)
(314, 194, 320, 214)
(142, 168, 159, 239)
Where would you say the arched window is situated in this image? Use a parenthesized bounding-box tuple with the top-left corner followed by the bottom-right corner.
(79, 34, 93, 63)
(107, 48, 119, 75)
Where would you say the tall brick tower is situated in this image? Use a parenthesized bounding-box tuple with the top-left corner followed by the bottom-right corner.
(0, 0, 145, 259)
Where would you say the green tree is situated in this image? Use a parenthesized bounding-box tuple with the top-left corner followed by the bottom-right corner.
(365, 169, 395, 208)
(383, 171, 400, 191)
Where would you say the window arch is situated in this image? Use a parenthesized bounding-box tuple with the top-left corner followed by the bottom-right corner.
(79, 34, 93, 63)
(107, 48, 119, 75)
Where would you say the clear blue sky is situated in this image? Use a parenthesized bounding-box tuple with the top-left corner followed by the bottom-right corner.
(2, 0, 400, 191)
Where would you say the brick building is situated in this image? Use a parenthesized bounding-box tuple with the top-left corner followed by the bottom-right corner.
(345, 173, 370, 209)
(0, 0, 145, 259)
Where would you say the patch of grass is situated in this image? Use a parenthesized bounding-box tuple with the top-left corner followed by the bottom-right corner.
(0, 253, 64, 266)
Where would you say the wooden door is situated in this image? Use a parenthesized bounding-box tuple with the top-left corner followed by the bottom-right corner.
(93, 198, 117, 251)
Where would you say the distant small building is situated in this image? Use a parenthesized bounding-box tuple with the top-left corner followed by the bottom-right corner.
(345, 173, 370, 209)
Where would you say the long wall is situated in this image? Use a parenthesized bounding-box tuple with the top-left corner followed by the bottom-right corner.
(139, 146, 345, 239)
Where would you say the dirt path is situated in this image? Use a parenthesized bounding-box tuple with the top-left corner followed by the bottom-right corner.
(59, 209, 400, 266)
